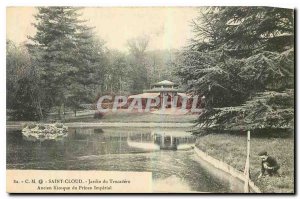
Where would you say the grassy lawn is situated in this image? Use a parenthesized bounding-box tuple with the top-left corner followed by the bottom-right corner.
(64, 111, 198, 123)
(196, 133, 294, 193)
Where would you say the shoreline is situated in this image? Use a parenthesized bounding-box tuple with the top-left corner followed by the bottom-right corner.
(193, 147, 261, 193)
(195, 133, 294, 193)
(6, 122, 196, 129)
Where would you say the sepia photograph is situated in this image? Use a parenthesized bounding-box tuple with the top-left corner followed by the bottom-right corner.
(6, 5, 295, 193)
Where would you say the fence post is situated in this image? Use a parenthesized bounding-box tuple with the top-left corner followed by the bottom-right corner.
(244, 130, 251, 193)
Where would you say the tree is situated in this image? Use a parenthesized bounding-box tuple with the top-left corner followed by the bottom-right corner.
(104, 50, 130, 95)
(178, 7, 294, 132)
(127, 35, 150, 93)
(28, 7, 106, 118)
(146, 49, 181, 85)
(6, 40, 42, 120)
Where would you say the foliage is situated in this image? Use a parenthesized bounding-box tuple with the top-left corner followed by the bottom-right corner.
(178, 7, 294, 131)
(6, 40, 42, 120)
(103, 50, 130, 95)
(28, 7, 107, 118)
(7, 7, 184, 121)
(126, 35, 151, 94)
(200, 90, 294, 130)
(126, 36, 181, 94)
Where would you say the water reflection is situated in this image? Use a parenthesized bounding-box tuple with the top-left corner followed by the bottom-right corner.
(128, 130, 196, 150)
(7, 127, 241, 193)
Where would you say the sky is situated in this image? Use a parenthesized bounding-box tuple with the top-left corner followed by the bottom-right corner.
(6, 7, 199, 52)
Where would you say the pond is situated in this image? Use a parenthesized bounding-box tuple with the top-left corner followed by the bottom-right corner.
(7, 127, 243, 193)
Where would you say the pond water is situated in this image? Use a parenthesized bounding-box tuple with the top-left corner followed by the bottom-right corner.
(7, 127, 242, 193)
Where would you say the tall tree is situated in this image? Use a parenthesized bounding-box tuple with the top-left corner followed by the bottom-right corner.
(127, 35, 150, 93)
(104, 50, 130, 95)
(178, 7, 294, 132)
(28, 7, 106, 118)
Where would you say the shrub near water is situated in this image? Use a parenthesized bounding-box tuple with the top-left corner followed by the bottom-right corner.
(196, 133, 294, 193)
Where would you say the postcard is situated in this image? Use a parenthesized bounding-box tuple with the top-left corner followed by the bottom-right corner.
(6, 6, 295, 193)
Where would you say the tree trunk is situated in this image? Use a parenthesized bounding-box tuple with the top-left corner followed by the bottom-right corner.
(30, 90, 44, 120)
(37, 97, 44, 120)
(62, 103, 65, 122)
(58, 105, 61, 120)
